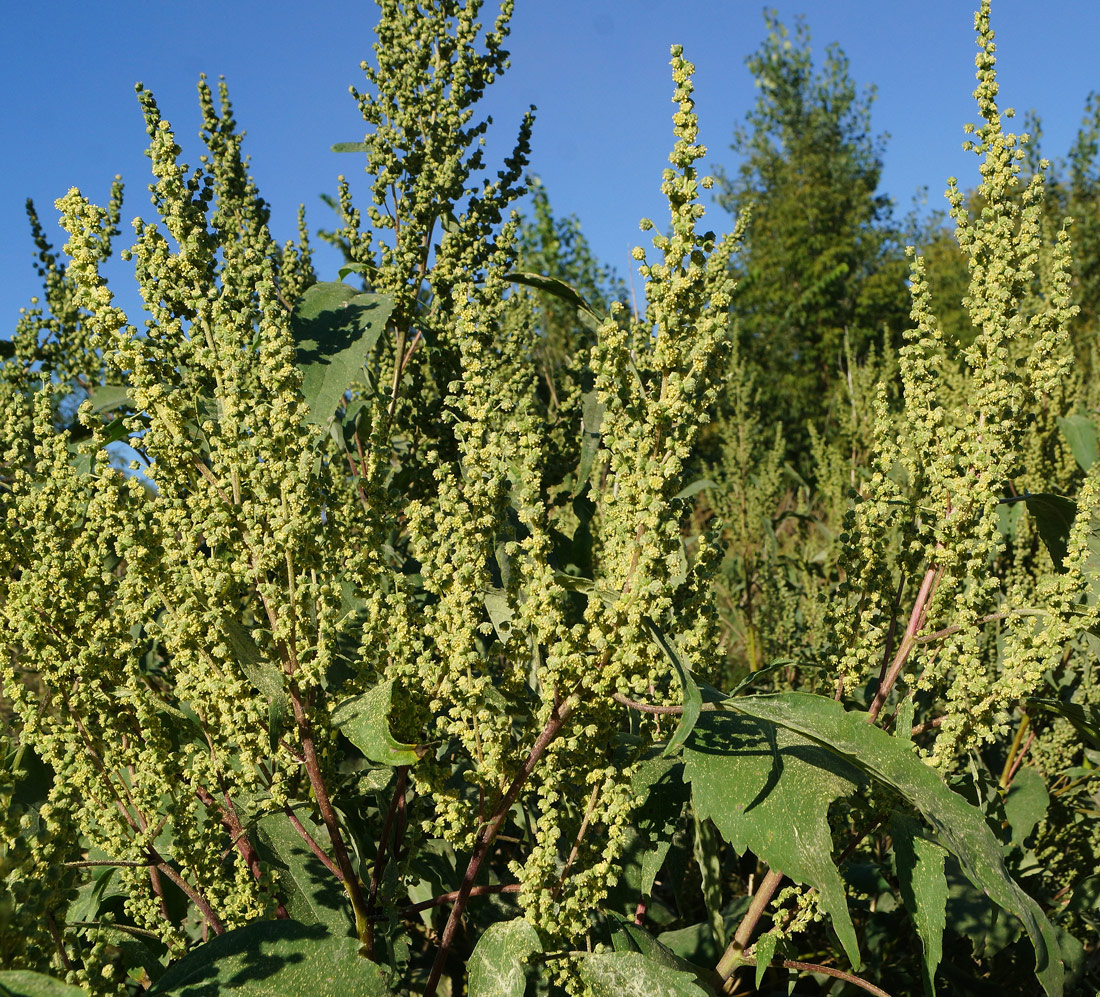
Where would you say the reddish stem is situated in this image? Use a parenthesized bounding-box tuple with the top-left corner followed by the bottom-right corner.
(423, 698, 574, 997)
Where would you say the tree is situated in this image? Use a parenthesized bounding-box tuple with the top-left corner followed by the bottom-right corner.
(716, 13, 910, 439)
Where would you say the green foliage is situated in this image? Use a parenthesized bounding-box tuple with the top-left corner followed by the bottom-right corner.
(715, 11, 911, 437)
(2, 1, 1099, 996)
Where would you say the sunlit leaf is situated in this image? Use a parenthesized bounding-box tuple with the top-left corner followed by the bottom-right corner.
(578, 951, 713, 996)
(254, 812, 354, 935)
(149, 921, 393, 995)
(683, 709, 863, 968)
(1056, 415, 1099, 472)
(330, 679, 424, 766)
(0, 971, 88, 996)
(729, 693, 1064, 997)
(467, 919, 541, 997)
(291, 283, 394, 428)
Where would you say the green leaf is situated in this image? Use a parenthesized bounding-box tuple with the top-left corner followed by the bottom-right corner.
(629, 757, 690, 899)
(482, 589, 515, 646)
(0, 339, 15, 361)
(673, 479, 717, 502)
(223, 620, 284, 705)
(607, 916, 717, 995)
(1028, 698, 1100, 752)
(88, 384, 133, 415)
(726, 658, 795, 698)
(753, 931, 778, 990)
(222, 618, 287, 755)
(692, 813, 726, 950)
(575, 389, 605, 496)
(254, 812, 354, 935)
(336, 263, 375, 282)
(1056, 415, 1099, 472)
(890, 813, 947, 997)
(683, 709, 863, 968)
(1004, 766, 1049, 849)
(0, 971, 88, 997)
(67, 417, 132, 473)
(729, 693, 1064, 997)
(467, 919, 541, 997)
(330, 679, 424, 766)
(149, 921, 393, 995)
(1018, 493, 1077, 572)
(642, 619, 702, 759)
(503, 271, 603, 331)
(578, 951, 713, 996)
(291, 283, 394, 428)
(331, 142, 369, 153)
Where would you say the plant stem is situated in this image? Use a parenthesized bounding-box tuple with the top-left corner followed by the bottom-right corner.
(287, 683, 371, 940)
(776, 959, 894, 997)
(716, 867, 784, 981)
(373, 883, 521, 920)
(283, 806, 340, 877)
(364, 765, 409, 959)
(423, 697, 575, 997)
(868, 565, 940, 723)
(999, 713, 1031, 788)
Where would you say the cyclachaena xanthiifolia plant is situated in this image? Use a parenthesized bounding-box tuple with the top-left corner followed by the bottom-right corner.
(2, 1, 1098, 995)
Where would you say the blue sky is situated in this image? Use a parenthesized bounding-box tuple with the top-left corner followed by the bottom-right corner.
(3, 1, 1099, 329)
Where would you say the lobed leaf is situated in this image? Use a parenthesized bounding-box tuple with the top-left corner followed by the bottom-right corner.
(890, 813, 948, 997)
(728, 693, 1064, 997)
(683, 709, 864, 967)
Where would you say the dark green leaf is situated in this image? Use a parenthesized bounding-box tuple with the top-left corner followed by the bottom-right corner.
(254, 813, 353, 935)
(467, 919, 541, 997)
(149, 921, 393, 995)
(1056, 415, 1099, 472)
(503, 271, 603, 331)
(1004, 766, 1049, 849)
(0, 971, 87, 996)
(331, 142, 369, 153)
(607, 916, 717, 995)
(642, 619, 702, 759)
(330, 680, 424, 766)
(1028, 699, 1100, 752)
(683, 709, 863, 968)
(621, 757, 690, 902)
(0, 339, 15, 361)
(891, 813, 947, 997)
(291, 283, 394, 428)
(88, 385, 132, 415)
(578, 951, 713, 996)
(729, 693, 1064, 997)
(336, 263, 375, 282)
(1018, 493, 1077, 572)
(575, 390, 605, 496)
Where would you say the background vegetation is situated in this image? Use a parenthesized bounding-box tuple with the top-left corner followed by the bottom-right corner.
(2, 2, 1099, 995)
